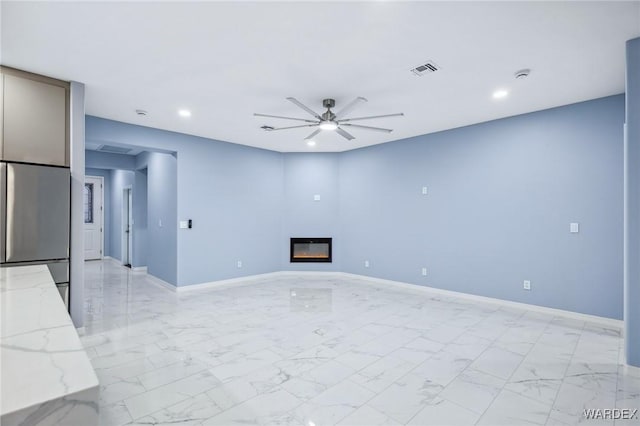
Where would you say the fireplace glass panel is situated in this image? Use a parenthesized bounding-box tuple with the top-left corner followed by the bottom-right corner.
(290, 238, 332, 263)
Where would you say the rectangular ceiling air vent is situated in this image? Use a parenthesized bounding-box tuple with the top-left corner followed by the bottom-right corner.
(411, 60, 440, 76)
(98, 144, 132, 154)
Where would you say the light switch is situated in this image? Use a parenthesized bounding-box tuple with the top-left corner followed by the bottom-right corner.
(364, 260, 370, 268)
(570, 223, 579, 233)
(179, 221, 189, 229)
(158, 219, 163, 228)
(314, 194, 321, 201)
(422, 186, 428, 195)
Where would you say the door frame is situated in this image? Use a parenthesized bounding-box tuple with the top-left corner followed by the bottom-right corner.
(85, 175, 104, 260)
(122, 186, 133, 267)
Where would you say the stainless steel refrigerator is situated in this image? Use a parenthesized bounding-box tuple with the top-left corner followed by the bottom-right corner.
(1, 161, 71, 310)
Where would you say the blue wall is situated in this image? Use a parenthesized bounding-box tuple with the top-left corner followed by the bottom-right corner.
(86, 117, 284, 286)
(624, 38, 640, 365)
(86, 94, 624, 318)
(109, 169, 135, 263)
(132, 167, 148, 269)
(340, 95, 624, 319)
(85, 151, 171, 276)
(282, 153, 341, 271)
(136, 152, 176, 284)
(86, 150, 135, 170)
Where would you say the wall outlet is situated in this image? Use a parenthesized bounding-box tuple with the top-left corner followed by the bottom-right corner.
(422, 186, 428, 195)
(523, 280, 531, 290)
(314, 194, 321, 201)
(421, 267, 427, 276)
(237, 260, 242, 268)
(179, 221, 189, 229)
(364, 260, 370, 268)
(570, 223, 579, 233)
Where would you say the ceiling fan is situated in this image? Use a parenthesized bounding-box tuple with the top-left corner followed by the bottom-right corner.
(254, 97, 403, 141)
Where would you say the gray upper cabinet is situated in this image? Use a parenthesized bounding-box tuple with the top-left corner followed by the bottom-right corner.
(0, 67, 70, 167)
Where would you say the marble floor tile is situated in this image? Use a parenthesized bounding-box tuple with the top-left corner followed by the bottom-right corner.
(201, 388, 301, 425)
(336, 404, 401, 426)
(412, 350, 473, 387)
(296, 359, 356, 388)
(552, 380, 617, 425)
(477, 388, 551, 425)
(293, 380, 375, 425)
(98, 401, 132, 426)
(124, 371, 221, 419)
(81, 260, 636, 426)
(136, 358, 209, 390)
(438, 368, 505, 414)
(208, 349, 282, 383)
(133, 393, 224, 426)
(350, 354, 417, 393)
(99, 377, 146, 405)
(407, 397, 480, 426)
(366, 371, 445, 423)
(334, 350, 382, 372)
(470, 346, 525, 380)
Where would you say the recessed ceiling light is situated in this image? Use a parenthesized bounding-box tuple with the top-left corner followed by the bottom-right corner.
(492, 89, 509, 99)
(307, 140, 316, 147)
(178, 109, 191, 117)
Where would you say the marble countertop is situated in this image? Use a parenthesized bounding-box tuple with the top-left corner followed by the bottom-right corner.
(1, 264, 99, 421)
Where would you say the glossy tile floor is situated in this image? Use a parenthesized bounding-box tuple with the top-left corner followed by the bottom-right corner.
(81, 260, 640, 426)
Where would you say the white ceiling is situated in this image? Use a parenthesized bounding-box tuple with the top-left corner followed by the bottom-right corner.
(2, 1, 639, 153)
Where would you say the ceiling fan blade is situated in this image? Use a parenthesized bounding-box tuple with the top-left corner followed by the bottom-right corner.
(304, 129, 321, 140)
(335, 97, 367, 119)
(286, 97, 322, 120)
(335, 127, 355, 141)
(267, 124, 318, 131)
(341, 123, 393, 133)
(254, 113, 317, 123)
(338, 113, 404, 123)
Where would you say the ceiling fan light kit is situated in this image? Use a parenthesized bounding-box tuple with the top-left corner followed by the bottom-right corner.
(319, 121, 338, 131)
(255, 97, 404, 143)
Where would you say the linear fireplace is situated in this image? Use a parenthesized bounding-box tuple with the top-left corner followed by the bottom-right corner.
(290, 238, 332, 263)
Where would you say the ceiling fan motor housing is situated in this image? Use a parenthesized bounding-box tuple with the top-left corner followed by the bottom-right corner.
(321, 99, 337, 121)
(322, 111, 336, 121)
(322, 98, 335, 108)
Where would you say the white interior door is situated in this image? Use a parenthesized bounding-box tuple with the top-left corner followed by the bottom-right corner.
(84, 176, 104, 260)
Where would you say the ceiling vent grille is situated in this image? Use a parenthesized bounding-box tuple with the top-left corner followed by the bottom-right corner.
(411, 60, 440, 76)
(98, 144, 132, 154)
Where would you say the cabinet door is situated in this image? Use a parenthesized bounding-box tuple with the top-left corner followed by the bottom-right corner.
(2, 73, 68, 166)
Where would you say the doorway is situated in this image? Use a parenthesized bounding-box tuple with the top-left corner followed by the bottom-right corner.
(122, 187, 133, 267)
(84, 176, 104, 260)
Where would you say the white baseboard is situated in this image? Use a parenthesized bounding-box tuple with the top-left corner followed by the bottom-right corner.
(144, 273, 177, 292)
(103, 256, 121, 265)
(279, 271, 344, 278)
(96, 259, 622, 329)
(339, 272, 623, 329)
(75, 326, 86, 336)
(174, 270, 622, 327)
(131, 266, 148, 273)
(175, 271, 284, 293)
